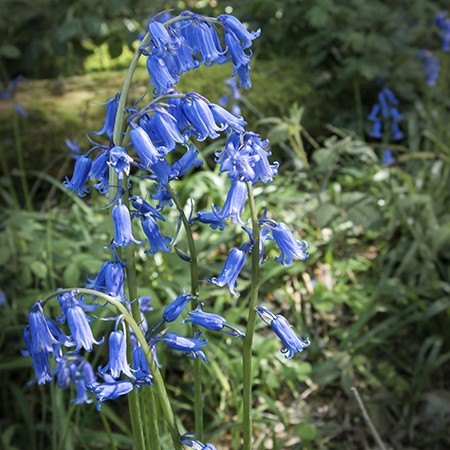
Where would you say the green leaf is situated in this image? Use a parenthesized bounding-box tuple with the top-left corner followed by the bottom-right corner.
(0, 44, 21, 59)
(29, 261, 47, 279)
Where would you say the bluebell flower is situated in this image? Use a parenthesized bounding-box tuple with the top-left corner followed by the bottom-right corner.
(28, 302, 70, 356)
(256, 306, 310, 359)
(22, 325, 53, 385)
(140, 215, 172, 254)
(109, 146, 133, 179)
(89, 379, 135, 411)
(216, 132, 277, 183)
(209, 247, 247, 296)
(148, 20, 173, 48)
(152, 185, 174, 210)
(86, 260, 126, 301)
(435, 12, 450, 52)
(218, 14, 261, 49)
(180, 432, 217, 450)
(109, 201, 144, 248)
(58, 292, 103, 352)
(151, 331, 208, 362)
(63, 155, 92, 197)
(65, 139, 81, 158)
(170, 145, 204, 178)
(55, 355, 95, 404)
(162, 292, 194, 322)
(99, 330, 134, 379)
(217, 180, 247, 223)
(368, 86, 403, 142)
(190, 19, 226, 66)
(132, 344, 153, 387)
(147, 53, 179, 94)
(209, 103, 246, 133)
(224, 30, 251, 69)
(181, 96, 221, 141)
(189, 209, 225, 231)
(417, 50, 440, 86)
(382, 149, 395, 166)
(141, 108, 186, 151)
(93, 93, 120, 140)
(130, 122, 167, 169)
(139, 296, 153, 313)
(183, 304, 245, 339)
(369, 121, 383, 139)
(131, 196, 165, 221)
(0, 290, 6, 306)
(89, 150, 109, 194)
(263, 220, 309, 266)
(150, 159, 172, 186)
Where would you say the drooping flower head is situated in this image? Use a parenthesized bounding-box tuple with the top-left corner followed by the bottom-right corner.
(99, 328, 134, 379)
(109, 201, 144, 248)
(88, 378, 135, 411)
(150, 331, 208, 362)
(162, 292, 194, 322)
(209, 247, 248, 296)
(256, 306, 310, 359)
(63, 155, 92, 197)
(183, 304, 245, 339)
(93, 93, 120, 140)
(180, 432, 218, 450)
(261, 220, 309, 266)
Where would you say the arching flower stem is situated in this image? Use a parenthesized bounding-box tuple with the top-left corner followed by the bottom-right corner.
(40, 288, 182, 450)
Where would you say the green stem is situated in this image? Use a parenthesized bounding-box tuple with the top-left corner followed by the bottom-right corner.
(166, 183, 204, 440)
(13, 108, 33, 211)
(99, 410, 118, 450)
(242, 182, 261, 450)
(40, 288, 183, 450)
(112, 33, 150, 146)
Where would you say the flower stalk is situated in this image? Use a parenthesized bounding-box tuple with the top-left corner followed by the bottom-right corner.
(242, 181, 261, 449)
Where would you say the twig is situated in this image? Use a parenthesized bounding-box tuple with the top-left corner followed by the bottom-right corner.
(351, 387, 388, 450)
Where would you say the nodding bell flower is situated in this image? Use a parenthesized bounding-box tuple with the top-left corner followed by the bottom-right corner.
(99, 330, 134, 379)
(170, 145, 204, 178)
(435, 12, 450, 52)
(162, 292, 194, 322)
(181, 96, 222, 141)
(93, 93, 120, 140)
(140, 214, 172, 254)
(130, 122, 167, 169)
(22, 325, 54, 385)
(132, 344, 153, 387)
(180, 432, 218, 450)
(189, 209, 225, 231)
(109, 146, 133, 179)
(55, 355, 96, 404)
(28, 302, 71, 356)
(256, 306, 310, 359)
(217, 179, 247, 223)
(382, 149, 395, 166)
(131, 195, 165, 221)
(88, 378, 135, 411)
(209, 247, 248, 296)
(109, 201, 144, 248)
(151, 185, 174, 210)
(86, 260, 126, 301)
(150, 331, 208, 362)
(63, 155, 92, 197)
(146, 53, 179, 94)
(183, 304, 245, 339)
(58, 291, 103, 352)
(262, 220, 309, 266)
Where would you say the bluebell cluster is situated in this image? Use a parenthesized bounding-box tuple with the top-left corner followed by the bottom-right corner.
(24, 10, 311, 420)
(417, 50, 440, 87)
(435, 12, 450, 52)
